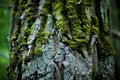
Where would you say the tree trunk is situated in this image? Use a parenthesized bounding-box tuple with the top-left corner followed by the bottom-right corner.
(7, 0, 115, 80)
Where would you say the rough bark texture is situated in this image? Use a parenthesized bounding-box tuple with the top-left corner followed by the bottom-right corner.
(7, 0, 115, 80)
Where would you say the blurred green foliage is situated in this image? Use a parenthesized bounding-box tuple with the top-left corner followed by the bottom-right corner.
(0, 0, 10, 80)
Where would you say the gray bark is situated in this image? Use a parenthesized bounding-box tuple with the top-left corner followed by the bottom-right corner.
(7, 0, 115, 80)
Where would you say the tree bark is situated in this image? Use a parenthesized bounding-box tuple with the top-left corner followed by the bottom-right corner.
(7, 0, 115, 80)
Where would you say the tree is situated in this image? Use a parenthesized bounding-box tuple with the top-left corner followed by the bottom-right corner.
(7, 0, 115, 80)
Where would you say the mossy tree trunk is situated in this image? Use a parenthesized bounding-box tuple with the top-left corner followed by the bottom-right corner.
(7, 0, 115, 80)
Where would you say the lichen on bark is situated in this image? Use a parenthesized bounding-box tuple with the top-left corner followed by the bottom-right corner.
(7, 0, 115, 80)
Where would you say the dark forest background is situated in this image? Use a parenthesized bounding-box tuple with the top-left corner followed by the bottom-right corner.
(0, 0, 120, 80)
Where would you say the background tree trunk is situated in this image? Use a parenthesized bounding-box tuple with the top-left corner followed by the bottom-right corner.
(7, 0, 115, 80)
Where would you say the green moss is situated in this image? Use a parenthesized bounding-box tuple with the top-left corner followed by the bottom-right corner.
(7, 52, 18, 79)
(36, 32, 49, 44)
(28, 47, 43, 57)
(52, 2, 63, 12)
(97, 36, 115, 56)
(91, 25, 99, 34)
(78, 1, 86, 20)
(91, 16, 98, 25)
(11, 35, 17, 41)
(35, 17, 51, 44)
(8, 0, 38, 79)
(34, 47, 43, 54)
(61, 0, 92, 52)
(24, 7, 36, 25)
(102, 23, 110, 35)
(67, 0, 78, 4)
(97, 22, 115, 56)
(90, 15, 99, 34)
(39, 0, 51, 15)
(52, 2, 70, 35)
(28, 14, 54, 56)
(23, 0, 37, 30)
(84, 0, 94, 6)
(64, 39, 88, 53)
(45, 0, 93, 53)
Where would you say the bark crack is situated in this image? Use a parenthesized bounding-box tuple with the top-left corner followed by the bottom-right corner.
(53, 29, 65, 80)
